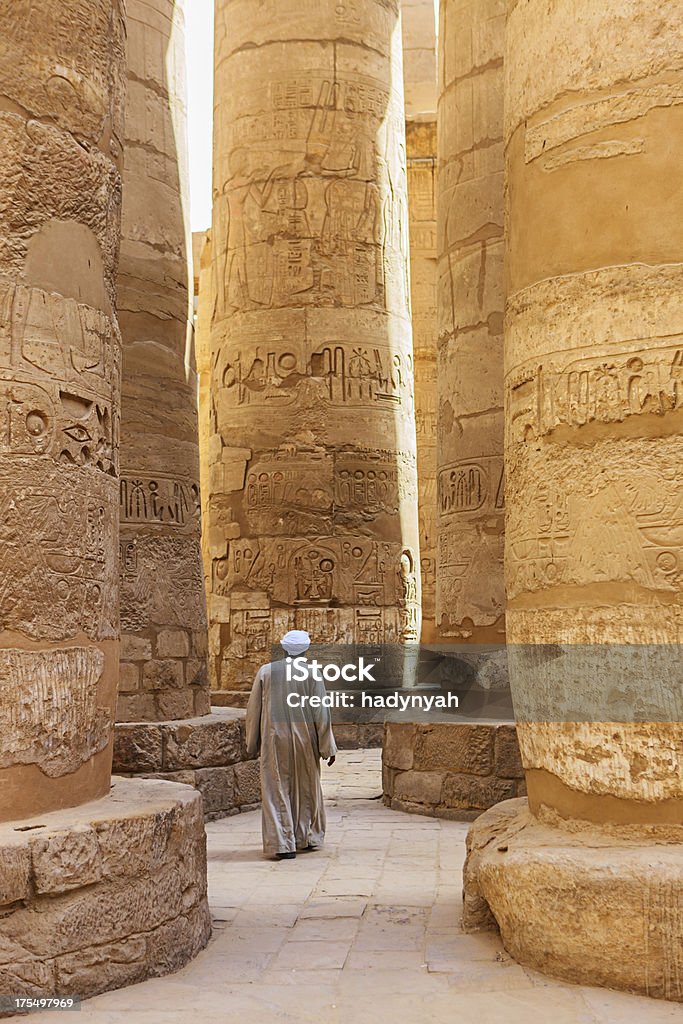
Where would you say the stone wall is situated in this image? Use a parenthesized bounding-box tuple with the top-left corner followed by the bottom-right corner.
(114, 708, 260, 820)
(0, 779, 210, 1004)
(382, 722, 525, 820)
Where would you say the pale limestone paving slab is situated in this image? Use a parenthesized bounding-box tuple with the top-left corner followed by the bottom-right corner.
(26, 752, 679, 1024)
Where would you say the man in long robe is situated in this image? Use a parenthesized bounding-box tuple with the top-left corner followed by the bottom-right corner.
(246, 630, 337, 860)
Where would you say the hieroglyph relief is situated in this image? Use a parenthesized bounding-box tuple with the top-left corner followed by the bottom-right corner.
(0, 282, 119, 642)
(216, 342, 414, 414)
(0, 648, 109, 776)
(213, 75, 409, 318)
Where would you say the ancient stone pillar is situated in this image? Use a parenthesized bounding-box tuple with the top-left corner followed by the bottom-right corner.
(464, 0, 683, 999)
(208, 0, 421, 695)
(402, 1, 439, 640)
(0, 0, 127, 821)
(193, 229, 214, 648)
(436, 0, 506, 642)
(117, 0, 209, 724)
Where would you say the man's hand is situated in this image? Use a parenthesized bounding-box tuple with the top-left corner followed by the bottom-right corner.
(327, 756, 336, 767)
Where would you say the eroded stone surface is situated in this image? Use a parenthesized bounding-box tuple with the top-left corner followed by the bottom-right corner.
(383, 722, 525, 820)
(436, 0, 506, 642)
(0, 0, 126, 822)
(0, 778, 210, 1000)
(504, 0, 683, 817)
(112, 710, 260, 820)
(464, 799, 683, 1001)
(117, 0, 209, 725)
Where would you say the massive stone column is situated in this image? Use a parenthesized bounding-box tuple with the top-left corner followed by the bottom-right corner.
(464, 0, 683, 1000)
(436, 0, 506, 642)
(117, 0, 209, 725)
(112, 2, 256, 821)
(194, 229, 213, 644)
(403, 1, 439, 639)
(208, 0, 421, 695)
(0, 0, 126, 822)
(0, 0, 211, 995)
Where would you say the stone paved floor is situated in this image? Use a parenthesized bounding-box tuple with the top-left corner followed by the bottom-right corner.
(37, 751, 682, 1024)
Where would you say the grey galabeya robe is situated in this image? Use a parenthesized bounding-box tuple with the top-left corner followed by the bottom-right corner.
(246, 659, 337, 857)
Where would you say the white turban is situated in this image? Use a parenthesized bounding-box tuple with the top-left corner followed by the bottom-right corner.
(281, 630, 311, 656)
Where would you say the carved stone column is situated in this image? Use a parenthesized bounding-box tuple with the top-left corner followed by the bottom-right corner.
(193, 229, 215, 679)
(402, 0, 439, 640)
(209, 0, 421, 696)
(0, 0, 211, 996)
(117, 0, 209, 725)
(0, 0, 126, 822)
(464, 0, 683, 1000)
(112, 2, 255, 822)
(436, 0, 506, 642)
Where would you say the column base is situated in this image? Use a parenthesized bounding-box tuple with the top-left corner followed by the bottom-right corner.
(383, 722, 525, 820)
(0, 778, 211, 1007)
(463, 798, 683, 1001)
(113, 709, 260, 820)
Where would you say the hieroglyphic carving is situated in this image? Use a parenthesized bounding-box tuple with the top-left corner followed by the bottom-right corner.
(120, 478, 201, 528)
(117, 0, 209, 722)
(436, 0, 505, 640)
(0, 648, 109, 777)
(0, 465, 117, 642)
(120, 536, 206, 634)
(218, 342, 414, 411)
(208, 0, 421, 691)
(0, 0, 125, 818)
(506, 438, 683, 600)
(508, 343, 683, 441)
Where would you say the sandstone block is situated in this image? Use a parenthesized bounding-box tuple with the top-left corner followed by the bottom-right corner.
(156, 689, 196, 722)
(193, 630, 209, 657)
(163, 716, 242, 770)
(383, 723, 417, 770)
(142, 659, 184, 692)
(441, 773, 517, 811)
(156, 629, 191, 659)
(119, 663, 140, 693)
(55, 935, 148, 998)
(393, 770, 444, 806)
(494, 725, 524, 779)
(144, 901, 212, 978)
(121, 636, 153, 661)
(414, 724, 494, 775)
(31, 826, 102, 895)
(113, 724, 164, 773)
(235, 759, 261, 806)
(0, 845, 31, 907)
(195, 767, 236, 815)
(194, 688, 211, 717)
(186, 658, 208, 688)
(116, 693, 157, 724)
